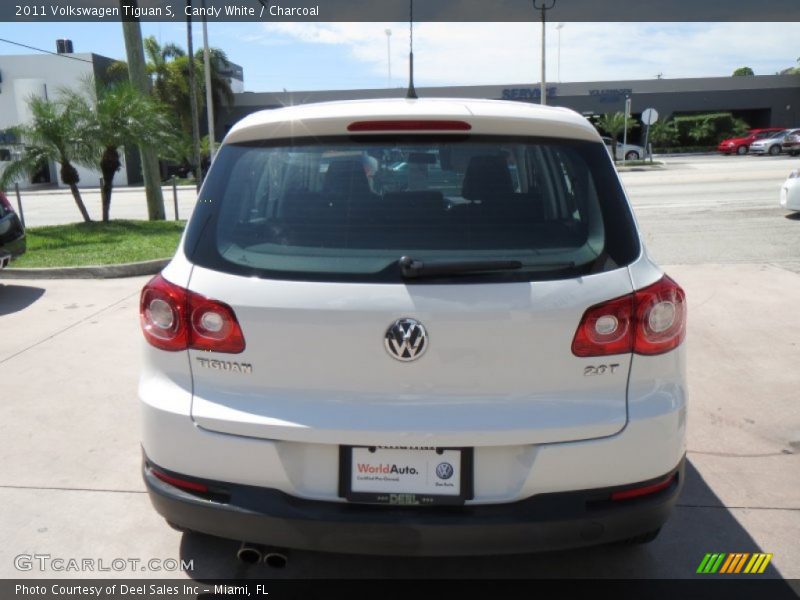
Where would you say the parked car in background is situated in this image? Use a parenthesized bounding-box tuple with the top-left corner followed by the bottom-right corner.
(0, 190, 26, 269)
(717, 128, 785, 155)
(140, 98, 687, 557)
(782, 131, 800, 156)
(601, 136, 645, 160)
(780, 169, 800, 212)
(750, 129, 797, 156)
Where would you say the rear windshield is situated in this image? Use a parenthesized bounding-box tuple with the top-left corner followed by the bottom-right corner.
(185, 135, 639, 283)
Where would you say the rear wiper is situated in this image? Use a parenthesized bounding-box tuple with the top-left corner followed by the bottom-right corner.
(399, 256, 577, 279)
(400, 255, 527, 279)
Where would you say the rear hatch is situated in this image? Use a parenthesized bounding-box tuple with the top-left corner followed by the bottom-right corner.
(183, 129, 641, 446)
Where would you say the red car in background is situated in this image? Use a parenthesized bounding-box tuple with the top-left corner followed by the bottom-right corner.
(717, 128, 785, 155)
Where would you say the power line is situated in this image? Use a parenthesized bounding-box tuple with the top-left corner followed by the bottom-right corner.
(0, 38, 94, 63)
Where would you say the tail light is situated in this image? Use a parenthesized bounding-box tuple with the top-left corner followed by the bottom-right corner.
(572, 275, 686, 357)
(347, 120, 472, 132)
(140, 274, 245, 353)
(0, 192, 14, 214)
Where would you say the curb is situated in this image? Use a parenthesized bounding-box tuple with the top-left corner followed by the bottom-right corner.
(0, 258, 169, 280)
(617, 164, 666, 172)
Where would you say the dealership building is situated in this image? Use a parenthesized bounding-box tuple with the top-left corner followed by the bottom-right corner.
(218, 74, 800, 144)
(1, 38, 798, 190)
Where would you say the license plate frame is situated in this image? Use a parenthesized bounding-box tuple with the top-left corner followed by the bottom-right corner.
(339, 446, 474, 506)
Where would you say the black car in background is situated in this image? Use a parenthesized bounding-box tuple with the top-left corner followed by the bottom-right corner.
(0, 191, 26, 268)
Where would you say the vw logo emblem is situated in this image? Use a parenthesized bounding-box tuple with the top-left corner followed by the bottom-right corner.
(436, 462, 454, 480)
(384, 318, 428, 362)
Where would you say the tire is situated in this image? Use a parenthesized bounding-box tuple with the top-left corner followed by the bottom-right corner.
(620, 527, 662, 545)
(769, 145, 781, 156)
(625, 151, 640, 160)
(790, 150, 799, 157)
(736, 145, 748, 155)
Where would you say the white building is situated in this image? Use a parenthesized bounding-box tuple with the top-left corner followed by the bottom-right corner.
(0, 45, 129, 190)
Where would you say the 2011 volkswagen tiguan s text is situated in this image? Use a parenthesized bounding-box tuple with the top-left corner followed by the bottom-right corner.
(139, 98, 687, 556)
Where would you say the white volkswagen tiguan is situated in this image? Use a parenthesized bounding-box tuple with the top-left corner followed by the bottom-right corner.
(139, 98, 687, 556)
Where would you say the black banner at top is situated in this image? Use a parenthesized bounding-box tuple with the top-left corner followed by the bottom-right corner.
(4, 0, 800, 22)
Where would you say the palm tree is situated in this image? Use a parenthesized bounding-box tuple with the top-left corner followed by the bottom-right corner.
(648, 120, 678, 148)
(194, 47, 235, 112)
(596, 112, 638, 162)
(142, 37, 234, 136)
(64, 79, 175, 221)
(0, 96, 94, 222)
(687, 119, 715, 144)
(143, 36, 186, 105)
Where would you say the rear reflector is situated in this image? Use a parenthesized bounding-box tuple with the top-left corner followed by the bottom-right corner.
(151, 467, 209, 494)
(610, 473, 676, 501)
(347, 120, 472, 132)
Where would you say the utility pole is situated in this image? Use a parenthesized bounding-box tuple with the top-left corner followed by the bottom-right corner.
(120, 0, 165, 220)
(186, 0, 202, 189)
(533, 0, 556, 106)
(385, 28, 392, 88)
(201, 0, 215, 159)
(556, 23, 564, 83)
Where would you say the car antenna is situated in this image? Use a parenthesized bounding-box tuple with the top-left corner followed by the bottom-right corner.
(406, 0, 418, 99)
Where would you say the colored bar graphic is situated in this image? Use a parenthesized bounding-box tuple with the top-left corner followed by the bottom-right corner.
(710, 553, 726, 573)
(734, 553, 750, 573)
(697, 552, 772, 574)
(758, 554, 773, 574)
(697, 553, 714, 574)
(744, 554, 759, 573)
(719, 554, 736, 574)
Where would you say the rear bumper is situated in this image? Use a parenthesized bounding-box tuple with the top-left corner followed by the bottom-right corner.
(144, 455, 684, 556)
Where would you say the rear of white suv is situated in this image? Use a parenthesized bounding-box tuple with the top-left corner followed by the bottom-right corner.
(139, 98, 686, 555)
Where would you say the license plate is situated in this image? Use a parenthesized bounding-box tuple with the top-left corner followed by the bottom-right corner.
(340, 446, 473, 506)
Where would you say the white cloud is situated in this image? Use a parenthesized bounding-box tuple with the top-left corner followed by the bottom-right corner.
(256, 22, 798, 87)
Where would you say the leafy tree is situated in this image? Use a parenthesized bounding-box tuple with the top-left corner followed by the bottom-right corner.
(0, 96, 94, 222)
(687, 119, 716, 144)
(730, 117, 750, 138)
(162, 132, 213, 178)
(779, 57, 800, 75)
(142, 37, 234, 136)
(64, 79, 175, 221)
(648, 120, 679, 147)
(595, 112, 639, 161)
(732, 66, 754, 76)
(143, 36, 186, 104)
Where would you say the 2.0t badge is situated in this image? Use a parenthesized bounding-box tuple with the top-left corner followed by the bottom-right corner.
(384, 318, 428, 362)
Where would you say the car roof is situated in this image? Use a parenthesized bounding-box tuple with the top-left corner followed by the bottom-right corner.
(223, 98, 602, 145)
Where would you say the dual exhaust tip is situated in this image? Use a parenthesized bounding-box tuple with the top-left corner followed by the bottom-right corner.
(237, 542, 288, 568)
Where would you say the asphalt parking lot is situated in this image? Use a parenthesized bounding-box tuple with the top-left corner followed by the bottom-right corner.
(0, 155, 798, 583)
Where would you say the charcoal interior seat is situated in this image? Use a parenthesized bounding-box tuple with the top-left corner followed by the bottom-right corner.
(323, 160, 373, 198)
(461, 155, 514, 201)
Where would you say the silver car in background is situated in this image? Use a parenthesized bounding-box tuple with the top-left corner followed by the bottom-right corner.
(750, 129, 798, 156)
(602, 136, 645, 161)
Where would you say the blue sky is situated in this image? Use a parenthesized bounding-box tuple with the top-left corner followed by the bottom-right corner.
(1, 22, 797, 92)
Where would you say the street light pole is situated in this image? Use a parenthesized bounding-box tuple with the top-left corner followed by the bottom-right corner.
(201, 0, 215, 159)
(186, 0, 202, 188)
(385, 28, 392, 88)
(533, 0, 556, 106)
(556, 22, 564, 83)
